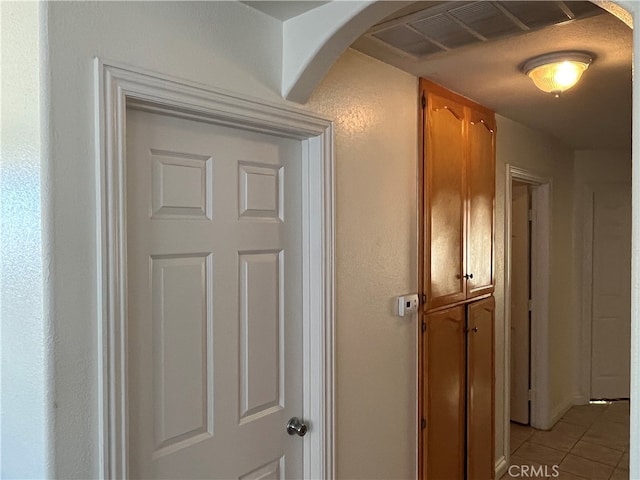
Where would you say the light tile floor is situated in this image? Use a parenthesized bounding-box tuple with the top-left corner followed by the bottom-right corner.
(500, 401, 629, 480)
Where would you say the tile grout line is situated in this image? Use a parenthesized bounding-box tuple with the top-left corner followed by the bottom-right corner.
(506, 401, 629, 479)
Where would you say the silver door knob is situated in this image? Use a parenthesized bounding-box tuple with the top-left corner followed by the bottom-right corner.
(287, 417, 308, 437)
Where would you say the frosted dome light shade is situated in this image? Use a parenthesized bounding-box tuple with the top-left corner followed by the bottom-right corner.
(522, 52, 593, 97)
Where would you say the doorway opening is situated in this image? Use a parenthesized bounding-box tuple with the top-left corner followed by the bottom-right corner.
(504, 165, 551, 467)
(510, 181, 532, 427)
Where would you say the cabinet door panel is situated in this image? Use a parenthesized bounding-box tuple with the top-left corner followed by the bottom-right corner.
(467, 297, 495, 480)
(424, 305, 465, 480)
(425, 93, 466, 309)
(467, 110, 495, 298)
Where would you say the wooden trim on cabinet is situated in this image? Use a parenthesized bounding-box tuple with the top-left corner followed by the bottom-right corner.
(424, 292, 493, 315)
(418, 85, 426, 480)
(420, 78, 495, 119)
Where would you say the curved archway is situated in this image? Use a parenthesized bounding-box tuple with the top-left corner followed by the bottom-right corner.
(282, 1, 411, 102)
(284, 0, 633, 103)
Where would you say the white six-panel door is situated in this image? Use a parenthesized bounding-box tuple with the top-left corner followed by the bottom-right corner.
(126, 108, 304, 479)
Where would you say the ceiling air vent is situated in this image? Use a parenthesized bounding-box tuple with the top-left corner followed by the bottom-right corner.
(501, 1, 572, 29)
(361, 1, 605, 60)
(448, 2, 523, 40)
(410, 13, 480, 49)
(372, 25, 443, 56)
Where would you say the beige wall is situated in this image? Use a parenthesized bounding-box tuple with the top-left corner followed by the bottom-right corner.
(305, 49, 584, 475)
(495, 116, 576, 459)
(304, 49, 584, 475)
(306, 48, 419, 480)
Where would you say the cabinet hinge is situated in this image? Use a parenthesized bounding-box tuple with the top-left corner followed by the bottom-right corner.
(528, 299, 533, 312)
(421, 94, 426, 109)
(421, 322, 427, 333)
(528, 389, 533, 401)
(528, 209, 533, 222)
(421, 418, 427, 429)
(421, 294, 427, 304)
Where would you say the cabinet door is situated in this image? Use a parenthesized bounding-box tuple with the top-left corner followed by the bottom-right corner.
(424, 90, 466, 309)
(466, 108, 495, 298)
(467, 297, 495, 480)
(423, 305, 465, 480)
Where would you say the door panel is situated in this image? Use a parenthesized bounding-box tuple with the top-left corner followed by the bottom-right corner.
(425, 93, 466, 309)
(466, 109, 495, 298)
(424, 305, 465, 480)
(467, 297, 495, 480)
(126, 108, 303, 479)
(510, 183, 530, 424)
(591, 185, 631, 399)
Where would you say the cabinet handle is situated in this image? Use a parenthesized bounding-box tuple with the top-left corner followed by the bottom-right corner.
(472, 327, 478, 333)
(464, 273, 474, 280)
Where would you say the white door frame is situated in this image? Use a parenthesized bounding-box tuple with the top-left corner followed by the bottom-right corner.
(94, 59, 335, 480)
(579, 184, 596, 402)
(502, 165, 552, 464)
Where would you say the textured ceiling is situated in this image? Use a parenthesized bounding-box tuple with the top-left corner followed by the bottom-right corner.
(352, 3, 632, 150)
(242, 1, 632, 150)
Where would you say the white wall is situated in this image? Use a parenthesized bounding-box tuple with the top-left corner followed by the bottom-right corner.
(44, 2, 282, 477)
(306, 48, 418, 480)
(495, 116, 576, 458)
(0, 2, 50, 478)
(574, 149, 632, 183)
(44, 3, 418, 478)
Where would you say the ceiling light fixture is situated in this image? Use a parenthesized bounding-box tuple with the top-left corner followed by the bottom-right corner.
(521, 51, 593, 98)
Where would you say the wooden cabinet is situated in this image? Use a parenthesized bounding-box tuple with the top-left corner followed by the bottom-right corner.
(467, 297, 495, 480)
(419, 79, 496, 480)
(422, 297, 495, 480)
(421, 79, 496, 311)
(423, 305, 466, 480)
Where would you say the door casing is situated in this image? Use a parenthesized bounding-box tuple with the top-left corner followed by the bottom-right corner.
(501, 165, 551, 478)
(94, 59, 335, 480)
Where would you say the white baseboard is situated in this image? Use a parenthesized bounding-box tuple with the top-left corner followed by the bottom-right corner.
(495, 455, 508, 479)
